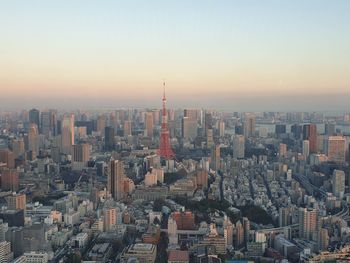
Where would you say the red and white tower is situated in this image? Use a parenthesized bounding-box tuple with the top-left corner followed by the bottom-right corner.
(158, 82, 175, 159)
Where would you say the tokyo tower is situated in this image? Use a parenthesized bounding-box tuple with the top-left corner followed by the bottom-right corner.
(158, 82, 175, 159)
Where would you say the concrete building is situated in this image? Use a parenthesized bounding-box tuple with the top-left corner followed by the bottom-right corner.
(326, 136, 345, 164)
(299, 208, 317, 240)
(121, 243, 157, 263)
(332, 169, 345, 198)
(108, 159, 125, 201)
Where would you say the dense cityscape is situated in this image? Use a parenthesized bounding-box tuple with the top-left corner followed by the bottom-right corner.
(0, 88, 350, 262)
(2, 1, 350, 262)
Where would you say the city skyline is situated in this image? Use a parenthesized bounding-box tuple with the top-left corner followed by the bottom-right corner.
(1, 0, 350, 111)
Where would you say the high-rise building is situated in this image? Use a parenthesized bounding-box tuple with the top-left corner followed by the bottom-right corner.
(223, 217, 233, 248)
(291, 124, 302, 139)
(275, 124, 286, 135)
(11, 138, 25, 159)
(318, 228, 329, 252)
(244, 114, 256, 138)
(103, 207, 117, 231)
(196, 169, 208, 189)
(0, 169, 19, 192)
(171, 211, 196, 230)
(298, 208, 317, 240)
(0, 220, 8, 242)
(0, 241, 13, 263)
(0, 150, 15, 169)
(29, 108, 40, 129)
(5, 227, 23, 258)
(233, 135, 245, 159)
(332, 169, 345, 198)
(206, 128, 214, 148)
(27, 124, 39, 156)
(96, 115, 106, 136)
(204, 112, 213, 136)
(243, 217, 250, 245)
(279, 143, 287, 157)
(326, 136, 345, 163)
(61, 114, 74, 155)
(210, 145, 220, 171)
(219, 120, 225, 137)
(145, 112, 154, 138)
(41, 110, 57, 136)
(303, 124, 317, 153)
(184, 109, 199, 122)
(72, 144, 90, 170)
(107, 160, 125, 201)
(104, 126, 115, 151)
(123, 121, 132, 137)
(182, 117, 197, 140)
(235, 220, 244, 248)
(279, 207, 292, 227)
(325, 123, 335, 136)
(302, 140, 310, 159)
(6, 193, 26, 213)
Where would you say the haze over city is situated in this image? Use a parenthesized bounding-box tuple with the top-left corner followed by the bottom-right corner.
(2, 1, 350, 263)
(1, 0, 350, 110)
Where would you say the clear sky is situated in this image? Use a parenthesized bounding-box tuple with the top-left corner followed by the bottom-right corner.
(1, 0, 350, 110)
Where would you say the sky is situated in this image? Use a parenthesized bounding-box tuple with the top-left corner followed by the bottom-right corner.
(0, 0, 350, 111)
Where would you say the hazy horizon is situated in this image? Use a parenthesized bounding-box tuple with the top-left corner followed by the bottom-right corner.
(1, 0, 350, 110)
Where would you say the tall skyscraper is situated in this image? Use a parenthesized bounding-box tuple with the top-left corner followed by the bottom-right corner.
(279, 207, 292, 227)
(243, 217, 250, 245)
(325, 123, 335, 136)
(210, 145, 220, 171)
(41, 110, 56, 136)
(233, 135, 245, 159)
(219, 120, 225, 137)
(145, 112, 154, 138)
(235, 220, 244, 248)
(11, 138, 25, 158)
(303, 124, 317, 153)
(223, 216, 233, 248)
(244, 114, 256, 138)
(302, 140, 310, 159)
(182, 117, 197, 140)
(206, 128, 214, 148)
(61, 114, 74, 155)
(326, 136, 345, 164)
(332, 169, 345, 198)
(96, 115, 106, 136)
(204, 112, 213, 136)
(299, 208, 317, 240)
(123, 121, 132, 137)
(29, 108, 40, 130)
(108, 159, 125, 201)
(0, 150, 15, 169)
(158, 83, 174, 159)
(318, 228, 329, 252)
(291, 124, 302, 139)
(27, 124, 39, 156)
(72, 144, 90, 167)
(105, 126, 115, 151)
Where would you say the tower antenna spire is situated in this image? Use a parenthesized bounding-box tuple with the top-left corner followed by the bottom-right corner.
(158, 81, 174, 159)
